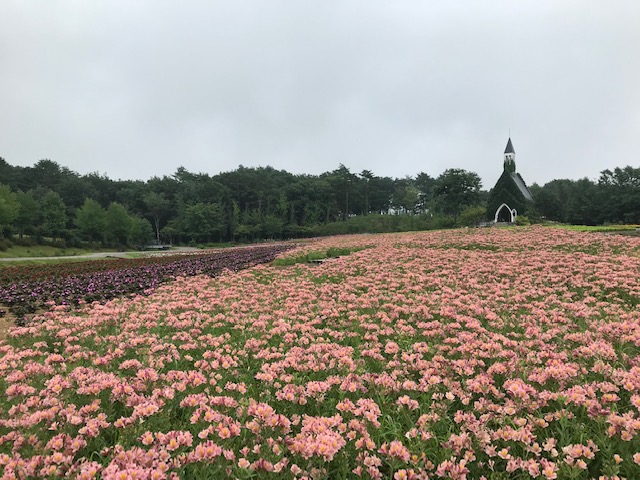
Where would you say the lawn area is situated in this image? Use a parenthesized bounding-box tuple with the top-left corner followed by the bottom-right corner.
(0, 253, 153, 267)
(0, 244, 114, 259)
(548, 224, 640, 233)
(0, 257, 119, 267)
(1, 226, 639, 478)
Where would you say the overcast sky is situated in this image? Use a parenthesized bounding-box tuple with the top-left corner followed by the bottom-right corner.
(1, 1, 639, 188)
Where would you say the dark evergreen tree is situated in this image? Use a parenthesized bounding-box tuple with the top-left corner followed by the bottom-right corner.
(533, 188, 563, 221)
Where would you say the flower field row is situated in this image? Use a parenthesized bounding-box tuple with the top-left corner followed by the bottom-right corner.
(0, 245, 295, 320)
(1, 227, 639, 479)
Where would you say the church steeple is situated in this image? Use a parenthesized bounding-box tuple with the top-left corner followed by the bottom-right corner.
(504, 137, 516, 173)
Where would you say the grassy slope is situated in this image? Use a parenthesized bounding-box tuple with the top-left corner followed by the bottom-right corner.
(0, 244, 116, 259)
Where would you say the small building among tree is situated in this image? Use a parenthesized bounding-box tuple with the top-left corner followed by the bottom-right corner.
(486, 138, 534, 223)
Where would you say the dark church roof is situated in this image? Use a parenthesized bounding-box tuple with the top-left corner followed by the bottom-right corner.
(504, 138, 515, 154)
(487, 137, 533, 219)
(510, 173, 534, 201)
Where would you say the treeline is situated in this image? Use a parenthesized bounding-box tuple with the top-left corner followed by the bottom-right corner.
(0, 157, 638, 249)
(530, 167, 640, 225)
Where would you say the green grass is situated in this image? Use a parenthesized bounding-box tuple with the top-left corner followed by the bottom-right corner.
(117, 252, 149, 258)
(271, 246, 372, 266)
(0, 250, 163, 266)
(437, 243, 501, 252)
(0, 244, 116, 259)
(547, 224, 639, 232)
(0, 257, 121, 267)
(196, 242, 245, 249)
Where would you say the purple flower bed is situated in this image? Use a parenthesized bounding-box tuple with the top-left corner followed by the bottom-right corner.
(0, 244, 295, 323)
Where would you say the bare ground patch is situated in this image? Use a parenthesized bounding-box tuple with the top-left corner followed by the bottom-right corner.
(0, 310, 15, 342)
(0, 304, 46, 342)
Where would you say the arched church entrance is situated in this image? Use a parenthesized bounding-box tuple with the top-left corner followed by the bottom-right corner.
(494, 203, 516, 223)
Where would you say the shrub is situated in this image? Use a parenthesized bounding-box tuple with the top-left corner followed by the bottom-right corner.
(458, 206, 487, 227)
(12, 237, 37, 247)
(49, 239, 67, 249)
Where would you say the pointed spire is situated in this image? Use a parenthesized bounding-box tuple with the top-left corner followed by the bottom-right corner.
(504, 138, 515, 154)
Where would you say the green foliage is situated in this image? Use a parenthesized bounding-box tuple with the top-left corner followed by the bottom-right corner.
(0, 238, 13, 251)
(0, 184, 20, 238)
(0, 244, 110, 260)
(553, 224, 639, 232)
(567, 178, 600, 225)
(14, 190, 38, 237)
(438, 242, 500, 251)
(184, 202, 224, 242)
(10, 236, 37, 247)
(324, 164, 358, 220)
(143, 192, 171, 244)
(131, 217, 155, 246)
(262, 214, 284, 239)
(37, 190, 67, 240)
(533, 187, 563, 221)
(433, 168, 482, 220)
(272, 246, 370, 266)
(0, 157, 637, 246)
(531, 171, 638, 225)
(392, 181, 420, 214)
(458, 206, 487, 227)
(599, 166, 640, 223)
(414, 172, 436, 213)
(316, 213, 441, 236)
(325, 246, 367, 258)
(486, 171, 532, 221)
(75, 198, 107, 242)
(195, 241, 237, 249)
(106, 202, 134, 246)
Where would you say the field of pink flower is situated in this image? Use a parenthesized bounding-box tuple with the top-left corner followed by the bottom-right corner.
(1, 226, 639, 479)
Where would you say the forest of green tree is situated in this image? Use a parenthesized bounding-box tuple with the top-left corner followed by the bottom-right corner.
(0, 157, 638, 249)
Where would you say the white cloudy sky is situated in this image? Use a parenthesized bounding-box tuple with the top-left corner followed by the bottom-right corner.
(1, 1, 639, 188)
